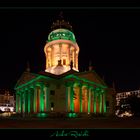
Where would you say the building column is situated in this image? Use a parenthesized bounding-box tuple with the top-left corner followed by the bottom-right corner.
(103, 91, 107, 113)
(79, 84, 83, 113)
(99, 92, 103, 113)
(68, 45, 71, 66)
(40, 84, 45, 112)
(28, 88, 31, 114)
(34, 86, 37, 113)
(95, 88, 101, 113)
(68, 45, 70, 66)
(65, 82, 73, 112)
(93, 90, 97, 113)
(18, 94, 20, 112)
(90, 88, 94, 113)
(88, 88, 91, 113)
(18, 92, 21, 113)
(24, 89, 28, 114)
(22, 90, 26, 113)
(20, 91, 23, 113)
(72, 50, 74, 67)
(51, 46, 53, 67)
(85, 85, 88, 113)
(46, 52, 48, 68)
(36, 86, 40, 113)
(76, 52, 78, 70)
(70, 83, 74, 112)
(59, 43, 62, 60)
(67, 85, 71, 112)
(74, 49, 76, 68)
(29, 87, 34, 113)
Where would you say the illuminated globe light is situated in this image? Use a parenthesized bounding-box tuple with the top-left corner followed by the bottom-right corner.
(67, 112, 77, 118)
(44, 28, 80, 75)
(36, 113, 48, 118)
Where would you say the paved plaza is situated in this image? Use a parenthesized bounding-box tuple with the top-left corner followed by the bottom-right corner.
(0, 117, 140, 128)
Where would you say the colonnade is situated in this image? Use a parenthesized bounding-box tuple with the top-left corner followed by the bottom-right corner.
(45, 43, 79, 70)
(16, 83, 49, 114)
(65, 82, 107, 114)
(16, 81, 106, 114)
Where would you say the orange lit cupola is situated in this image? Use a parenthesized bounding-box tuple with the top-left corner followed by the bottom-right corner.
(44, 13, 80, 75)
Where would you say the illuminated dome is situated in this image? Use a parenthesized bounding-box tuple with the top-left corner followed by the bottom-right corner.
(48, 28, 76, 43)
(44, 13, 80, 75)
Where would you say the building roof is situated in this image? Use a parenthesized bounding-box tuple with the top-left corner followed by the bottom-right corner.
(15, 71, 38, 89)
(48, 28, 76, 43)
(74, 70, 107, 87)
(15, 69, 108, 90)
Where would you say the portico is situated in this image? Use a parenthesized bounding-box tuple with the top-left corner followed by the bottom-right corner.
(15, 74, 107, 115)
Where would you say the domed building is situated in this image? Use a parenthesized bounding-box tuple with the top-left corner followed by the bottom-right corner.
(15, 14, 115, 117)
(44, 28, 79, 75)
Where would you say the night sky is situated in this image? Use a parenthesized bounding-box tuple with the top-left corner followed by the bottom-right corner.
(0, 7, 140, 92)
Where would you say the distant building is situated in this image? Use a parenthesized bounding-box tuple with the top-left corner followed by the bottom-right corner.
(116, 89, 140, 106)
(15, 14, 115, 117)
(0, 89, 15, 112)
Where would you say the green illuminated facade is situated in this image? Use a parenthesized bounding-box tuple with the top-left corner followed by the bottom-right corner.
(15, 70, 115, 116)
(15, 16, 115, 117)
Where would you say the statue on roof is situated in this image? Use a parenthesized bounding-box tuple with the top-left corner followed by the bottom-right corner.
(51, 11, 73, 31)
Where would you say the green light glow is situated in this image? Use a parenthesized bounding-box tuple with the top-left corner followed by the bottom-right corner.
(79, 86, 82, 112)
(15, 75, 52, 90)
(94, 93, 96, 113)
(70, 85, 74, 112)
(37, 113, 48, 118)
(25, 91, 28, 113)
(40, 85, 44, 112)
(34, 89, 37, 112)
(67, 112, 77, 118)
(23, 93, 25, 113)
(28, 91, 30, 113)
(88, 89, 91, 113)
(15, 68, 107, 115)
(16, 93, 18, 112)
(48, 29, 76, 43)
(103, 93, 107, 113)
(99, 94, 102, 113)
(20, 92, 22, 113)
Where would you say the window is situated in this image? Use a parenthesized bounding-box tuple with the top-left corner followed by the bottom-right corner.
(51, 102, 54, 107)
(106, 101, 109, 107)
(50, 90, 55, 95)
(63, 59, 66, 65)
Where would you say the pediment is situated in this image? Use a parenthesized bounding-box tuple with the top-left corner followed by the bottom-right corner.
(75, 71, 107, 86)
(15, 72, 37, 88)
